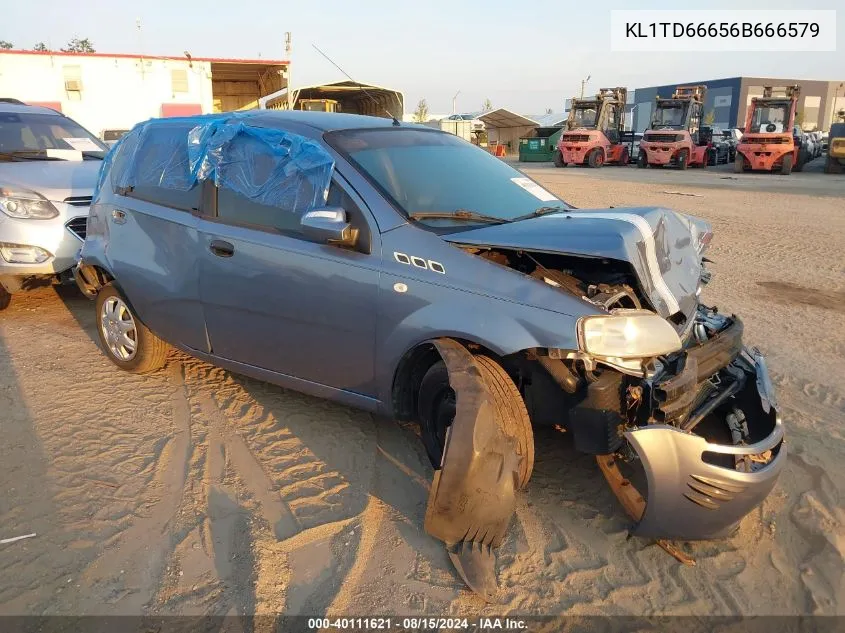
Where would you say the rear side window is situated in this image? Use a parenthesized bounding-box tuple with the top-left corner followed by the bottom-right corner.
(110, 123, 200, 211)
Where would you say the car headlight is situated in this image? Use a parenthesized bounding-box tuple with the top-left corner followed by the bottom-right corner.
(0, 186, 59, 219)
(578, 309, 682, 359)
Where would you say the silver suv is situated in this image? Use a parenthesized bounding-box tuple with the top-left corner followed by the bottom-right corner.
(0, 101, 106, 309)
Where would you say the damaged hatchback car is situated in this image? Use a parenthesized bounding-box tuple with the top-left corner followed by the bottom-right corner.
(76, 111, 784, 600)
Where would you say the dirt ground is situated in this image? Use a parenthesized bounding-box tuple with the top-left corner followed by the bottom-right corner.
(1, 171, 843, 620)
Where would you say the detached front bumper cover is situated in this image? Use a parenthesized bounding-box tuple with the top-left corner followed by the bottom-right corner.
(627, 348, 785, 540)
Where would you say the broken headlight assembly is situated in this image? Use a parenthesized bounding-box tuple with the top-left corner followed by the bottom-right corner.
(577, 309, 682, 359)
(0, 185, 59, 220)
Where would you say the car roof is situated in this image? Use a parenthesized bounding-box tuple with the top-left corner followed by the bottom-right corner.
(237, 110, 425, 132)
(0, 101, 63, 116)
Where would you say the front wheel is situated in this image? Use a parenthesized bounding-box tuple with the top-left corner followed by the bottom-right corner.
(417, 355, 534, 489)
(0, 286, 10, 311)
(95, 283, 168, 373)
(617, 147, 629, 166)
(637, 151, 648, 168)
(781, 154, 793, 175)
(734, 154, 745, 173)
(553, 150, 566, 168)
(676, 148, 689, 170)
(587, 148, 605, 168)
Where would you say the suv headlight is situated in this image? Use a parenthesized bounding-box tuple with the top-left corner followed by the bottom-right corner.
(0, 186, 59, 219)
(578, 309, 682, 359)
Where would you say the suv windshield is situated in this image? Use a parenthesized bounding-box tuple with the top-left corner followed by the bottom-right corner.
(0, 111, 107, 160)
(749, 102, 790, 133)
(651, 103, 687, 129)
(326, 128, 569, 229)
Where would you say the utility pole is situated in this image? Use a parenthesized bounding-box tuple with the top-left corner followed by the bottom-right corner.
(580, 74, 591, 99)
(285, 32, 293, 111)
(452, 90, 461, 115)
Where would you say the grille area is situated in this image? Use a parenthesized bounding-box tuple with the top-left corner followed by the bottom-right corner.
(644, 133, 680, 143)
(66, 217, 88, 241)
(563, 134, 591, 143)
(64, 196, 93, 207)
(742, 136, 789, 145)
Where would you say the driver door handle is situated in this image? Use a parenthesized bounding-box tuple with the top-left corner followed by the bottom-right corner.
(210, 240, 235, 258)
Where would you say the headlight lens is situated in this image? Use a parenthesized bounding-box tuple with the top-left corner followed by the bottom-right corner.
(0, 186, 59, 219)
(578, 309, 682, 359)
(0, 243, 52, 264)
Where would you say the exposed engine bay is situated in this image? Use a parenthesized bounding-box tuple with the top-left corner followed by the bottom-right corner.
(425, 245, 784, 598)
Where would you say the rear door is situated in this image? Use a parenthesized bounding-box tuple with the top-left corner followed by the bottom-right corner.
(104, 123, 210, 351)
(197, 172, 381, 396)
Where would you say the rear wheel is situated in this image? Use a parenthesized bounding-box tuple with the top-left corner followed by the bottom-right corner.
(781, 154, 793, 175)
(676, 148, 689, 170)
(637, 151, 648, 168)
(587, 148, 605, 168)
(553, 150, 566, 168)
(417, 355, 534, 489)
(618, 147, 629, 166)
(0, 286, 10, 311)
(95, 283, 168, 373)
(734, 154, 745, 173)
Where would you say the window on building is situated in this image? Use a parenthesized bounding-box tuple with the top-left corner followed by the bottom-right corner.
(63, 65, 83, 100)
(171, 69, 189, 94)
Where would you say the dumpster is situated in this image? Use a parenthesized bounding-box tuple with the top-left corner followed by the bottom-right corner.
(519, 126, 564, 162)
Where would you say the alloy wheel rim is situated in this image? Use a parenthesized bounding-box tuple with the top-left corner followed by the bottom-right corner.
(100, 296, 138, 361)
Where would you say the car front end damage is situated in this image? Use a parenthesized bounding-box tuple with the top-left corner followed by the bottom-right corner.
(425, 208, 784, 599)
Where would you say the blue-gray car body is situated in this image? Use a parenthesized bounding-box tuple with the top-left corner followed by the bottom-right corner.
(76, 111, 784, 542)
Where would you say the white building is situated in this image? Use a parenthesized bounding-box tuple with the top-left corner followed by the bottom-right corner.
(0, 49, 289, 137)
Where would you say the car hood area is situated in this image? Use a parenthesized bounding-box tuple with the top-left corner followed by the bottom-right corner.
(443, 207, 711, 320)
(0, 160, 100, 202)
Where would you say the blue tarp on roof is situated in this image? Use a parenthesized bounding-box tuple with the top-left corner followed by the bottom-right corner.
(95, 112, 335, 213)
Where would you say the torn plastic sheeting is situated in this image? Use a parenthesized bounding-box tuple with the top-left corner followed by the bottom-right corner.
(187, 119, 335, 210)
(100, 113, 335, 214)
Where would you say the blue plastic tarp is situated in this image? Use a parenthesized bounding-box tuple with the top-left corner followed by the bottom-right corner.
(99, 112, 335, 213)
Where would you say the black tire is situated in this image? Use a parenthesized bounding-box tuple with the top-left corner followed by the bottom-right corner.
(0, 286, 10, 311)
(553, 150, 566, 168)
(734, 154, 745, 173)
(417, 355, 534, 489)
(587, 148, 605, 168)
(825, 156, 843, 174)
(781, 154, 793, 175)
(617, 147, 629, 166)
(707, 149, 716, 166)
(637, 151, 648, 168)
(676, 148, 689, 170)
(95, 283, 168, 373)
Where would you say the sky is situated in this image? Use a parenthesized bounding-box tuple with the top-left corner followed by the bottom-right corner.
(2, 0, 843, 115)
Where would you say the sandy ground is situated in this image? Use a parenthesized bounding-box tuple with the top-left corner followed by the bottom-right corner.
(1, 172, 843, 620)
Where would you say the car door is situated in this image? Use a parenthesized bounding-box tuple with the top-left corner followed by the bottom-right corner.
(196, 171, 381, 396)
(104, 124, 210, 351)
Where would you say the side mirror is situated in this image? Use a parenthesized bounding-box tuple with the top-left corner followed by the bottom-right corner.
(300, 207, 358, 247)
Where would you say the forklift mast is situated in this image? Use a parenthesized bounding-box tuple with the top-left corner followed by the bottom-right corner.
(567, 87, 627, 133)
(652, 85, 707, 131)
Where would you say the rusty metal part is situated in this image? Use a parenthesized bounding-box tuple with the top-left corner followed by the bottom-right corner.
(424, 338, 521, 602)
(595, 454, 696, 566)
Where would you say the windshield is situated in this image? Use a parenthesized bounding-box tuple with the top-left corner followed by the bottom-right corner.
(651, 103, 687, 129)
(749, 102, 790, 133)
(570, 105, 598, 128)
(0, 111, 107, 160)
(326, 129, 569, 229)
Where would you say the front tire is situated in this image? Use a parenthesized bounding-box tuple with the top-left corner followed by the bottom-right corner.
(781, 154, 793, 175)
(617, 147, 629, 166)
(676, 148, 689, 170)
(637, 151, 648, 168)
(95, 283, 168, 373)
(553, 150, 566, 168)
(0, 286, 10, 311)
(417, 355, 534, 489)
(734, 154, 746, 173)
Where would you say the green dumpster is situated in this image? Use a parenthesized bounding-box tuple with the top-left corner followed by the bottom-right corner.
(518, 126, 564, 162)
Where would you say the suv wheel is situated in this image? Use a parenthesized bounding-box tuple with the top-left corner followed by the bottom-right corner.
(0, 286, 10, 311)
(417, 355, 534, 489)
(96, 283, 168, 373)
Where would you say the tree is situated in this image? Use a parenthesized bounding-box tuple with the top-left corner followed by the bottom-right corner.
(33, 42, 49, 52)
(413, 98, 429, 123)
(482, 98, 493, 112)
(62, 37, 95, 53)
(704, 109, 715, 126)
(0, 41, 13, 50)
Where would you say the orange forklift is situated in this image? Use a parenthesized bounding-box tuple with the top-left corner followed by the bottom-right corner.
(735, 85, 804, 175)
(554, 87, 629, 168)
(638, 85, 710, 169)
